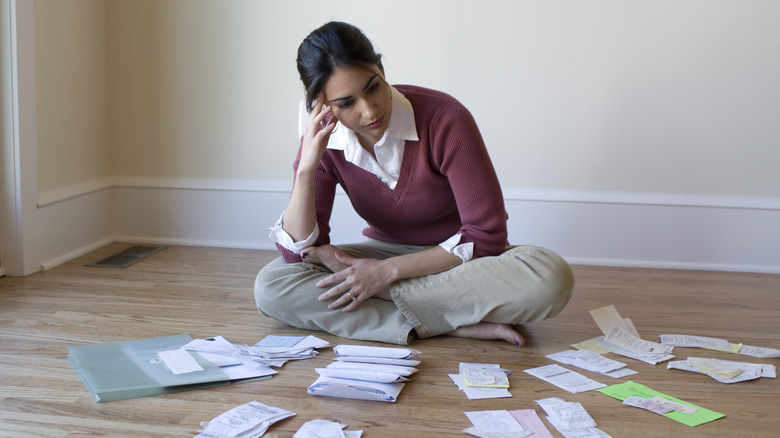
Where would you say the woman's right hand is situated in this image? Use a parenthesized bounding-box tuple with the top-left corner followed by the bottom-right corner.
(298, 92, 337, 173)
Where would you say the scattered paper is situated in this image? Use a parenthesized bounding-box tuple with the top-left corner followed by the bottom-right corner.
(651, 397, 698, 415)
(157, 349, 204, 375)
(535, 397, 610, 437)
(622, 396, 674, 415)
(589, 305, 638, 337)
(257, 335, 305, 348)
(588, 305, 674, 364)
(667, 357, 775, 383)
(524, 364, 606, 393)
(507, 409, 554, 438)
(460, 363, 510, 388)
(687, 358, 743, 379)
(571, 337, 613, 355)
(738, 345, 780, 358)
(597, 381, 725, 427)
(463, 410, 532, 438)
(293, 419, 362, 438)
(658, 334, 730, 350)
(546, 349, 636, 378)
(449, 373, 512, 400)
(182, 335, 329, 373)
(195, 401, 294, 438)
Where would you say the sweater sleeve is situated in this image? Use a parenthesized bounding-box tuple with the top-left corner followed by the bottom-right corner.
(430, 101, 508, 258)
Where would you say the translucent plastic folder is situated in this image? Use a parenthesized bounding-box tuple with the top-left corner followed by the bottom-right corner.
(67, 334, 230, 403)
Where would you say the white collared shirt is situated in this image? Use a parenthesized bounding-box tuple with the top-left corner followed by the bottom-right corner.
(325, 86, 418, 189)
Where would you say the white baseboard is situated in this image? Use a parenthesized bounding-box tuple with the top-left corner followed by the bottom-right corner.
(35, 177, 780, 274)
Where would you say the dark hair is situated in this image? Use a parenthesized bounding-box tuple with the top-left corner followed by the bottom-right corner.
(297, 22, 383, 112)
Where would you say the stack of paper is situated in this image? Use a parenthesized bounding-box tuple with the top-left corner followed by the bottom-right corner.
(535, 397, 612, 437)
(236, 335, 330, 367)
(181, 336, 277, 381)
(307, 345, 420, 402)
(463, 409, 553, 438)
(667, 357, 776, 383)
(195, 401, 295, 438)
(449, 363, 512, 399)
(587, 305, 674, 364)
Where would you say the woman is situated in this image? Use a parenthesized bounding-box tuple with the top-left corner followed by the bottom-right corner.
(254, 21, 573, 345)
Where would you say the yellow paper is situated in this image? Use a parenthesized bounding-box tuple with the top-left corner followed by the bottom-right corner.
(687, 358, 744, 379)
(705, 343, 742, 354)
(571, 339, 613, 355)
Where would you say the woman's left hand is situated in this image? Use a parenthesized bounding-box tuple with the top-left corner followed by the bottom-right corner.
(316, 252, 395, 312)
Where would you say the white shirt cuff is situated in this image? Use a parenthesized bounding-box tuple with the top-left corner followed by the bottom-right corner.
(268, 212, 319, 254)
(439, 233, 474, 264)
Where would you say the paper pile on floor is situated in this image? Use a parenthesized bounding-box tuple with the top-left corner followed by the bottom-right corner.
(536, 397, 612, 438)
(195, 401, 294, 438)
(585, 305, 675, 365)
(307, 344, 420, 402)
(180, 334, 329, 379)
(449, 362, 512, 399)
(463, 408, 553, 438)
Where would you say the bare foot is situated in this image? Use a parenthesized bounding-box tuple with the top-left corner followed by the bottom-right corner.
(445, 322, 525, 346)
(301, 244, 349, 273)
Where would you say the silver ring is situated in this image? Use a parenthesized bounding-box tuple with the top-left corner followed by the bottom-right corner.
(346, 292, 356, 302)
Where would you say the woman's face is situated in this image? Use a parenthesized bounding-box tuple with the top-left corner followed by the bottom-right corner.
(322, 64, 392, 145)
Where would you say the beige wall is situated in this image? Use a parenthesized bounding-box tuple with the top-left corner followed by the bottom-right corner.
(36, 0, 780, 197)
(34, 0, 109, 194)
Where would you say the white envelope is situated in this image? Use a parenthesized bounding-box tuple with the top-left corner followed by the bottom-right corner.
(307, 375, 405, 402)
(334, 356, 421, 367)
(333, 345, 420, 359)
(315, 368, 409, 383)
(326, 361, 418, 376)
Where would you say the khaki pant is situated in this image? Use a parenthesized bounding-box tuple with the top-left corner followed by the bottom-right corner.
(254, 241, 574, 345)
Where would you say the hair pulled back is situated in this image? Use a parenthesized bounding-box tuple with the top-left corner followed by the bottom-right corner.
(297, 21, 382, 112)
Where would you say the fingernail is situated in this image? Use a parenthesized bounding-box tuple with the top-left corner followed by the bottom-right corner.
(301, 251, 308, 259)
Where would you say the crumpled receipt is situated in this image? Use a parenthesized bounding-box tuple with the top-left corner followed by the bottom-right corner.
(195, 401, 294, 438)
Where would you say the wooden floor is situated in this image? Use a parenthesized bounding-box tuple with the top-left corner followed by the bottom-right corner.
(1, 243, 778, 437)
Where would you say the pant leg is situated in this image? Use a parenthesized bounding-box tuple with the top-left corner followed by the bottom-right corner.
(390, 245, 574, 339)
(254, 247, 418, 345)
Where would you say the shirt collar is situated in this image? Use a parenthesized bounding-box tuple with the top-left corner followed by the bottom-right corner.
(327, 86, 418, 151)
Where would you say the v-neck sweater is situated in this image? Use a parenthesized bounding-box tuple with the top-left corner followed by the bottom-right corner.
(280, 85, 508, 263)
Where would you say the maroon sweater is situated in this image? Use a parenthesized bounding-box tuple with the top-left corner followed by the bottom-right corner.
(278, 85, 508, 263)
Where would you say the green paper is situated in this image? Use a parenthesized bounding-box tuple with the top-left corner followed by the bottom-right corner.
(597, 381, 724, 427)
(68, 334, 230, 402)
